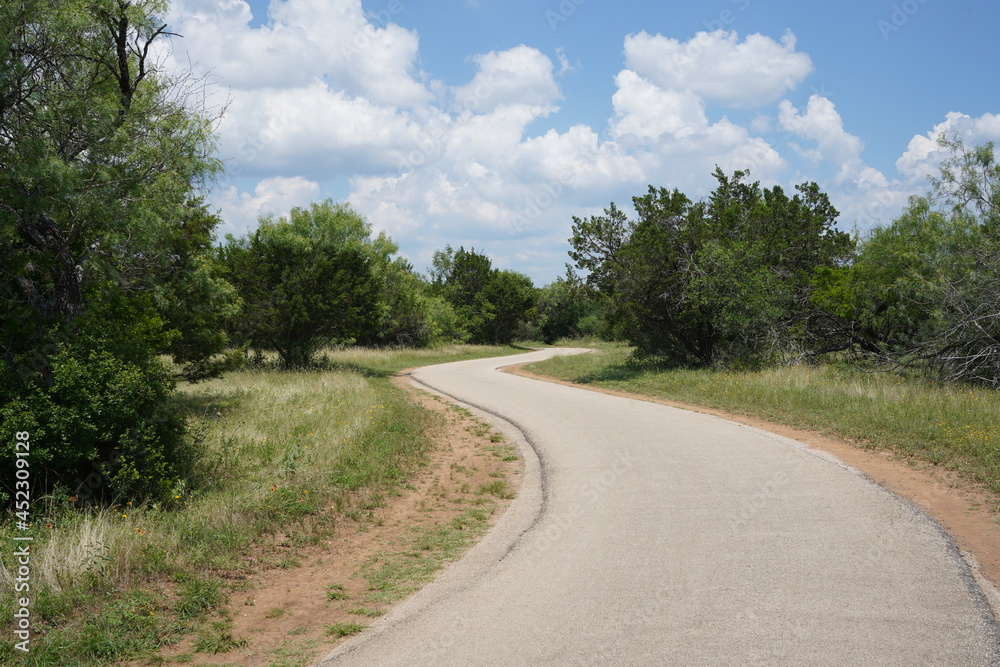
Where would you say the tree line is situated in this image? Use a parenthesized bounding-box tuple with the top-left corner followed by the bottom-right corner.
(566, 138, 1000, 385)
(219, 201, 540, 365)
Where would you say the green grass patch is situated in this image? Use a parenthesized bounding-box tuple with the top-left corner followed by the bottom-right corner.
(267, 637, 324, 667)
(484, 444, 520, 461)
(305, 343, 530, 378)
(359, 507, 494, 604)
(175, 573, 225, 620)
(326, 583, 350, 601)
(325, 622, 368, 638)
(0, 590, 179, 666)
(192, 619, 248, 654)
(529, 341, 1000, 496)
(347, 607, 385, 618)
(477, 480, 514, 499)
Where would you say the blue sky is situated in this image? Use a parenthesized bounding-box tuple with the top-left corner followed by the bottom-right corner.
(164, 0, 1000, 284)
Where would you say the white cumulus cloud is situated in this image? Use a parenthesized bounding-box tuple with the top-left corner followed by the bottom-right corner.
(608, 68, 786, 191)
(217, 81, 426, 178)
(213, 176, 321, 238)
(158, 1, 999, 281)
(610, 70, 708, 141)
(896, 112, 1000, 181)
(168, 0, 431, 107)
(778, 95, 866, 183)
(623, 30, 813, 108)
(453, 45, 563, 114)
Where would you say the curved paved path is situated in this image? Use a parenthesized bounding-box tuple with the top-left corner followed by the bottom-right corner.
(319, 349, 1000, 666)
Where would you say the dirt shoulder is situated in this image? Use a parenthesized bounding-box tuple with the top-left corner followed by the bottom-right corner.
(505, 362, 1000, 594)
(150, 375, 524, 666)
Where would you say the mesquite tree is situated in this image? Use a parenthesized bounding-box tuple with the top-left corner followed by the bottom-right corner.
(0, 0, 224, 501)
(814, 138, 1000, 385)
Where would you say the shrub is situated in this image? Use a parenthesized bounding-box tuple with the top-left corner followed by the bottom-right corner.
(0, 339, 187, 504)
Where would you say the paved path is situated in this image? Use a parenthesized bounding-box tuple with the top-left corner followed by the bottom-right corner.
(318, 349, 1000, 666)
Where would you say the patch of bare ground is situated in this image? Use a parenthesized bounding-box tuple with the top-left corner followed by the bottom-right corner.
(505, 362, 1000, 596)
(144, 375, 522, 667)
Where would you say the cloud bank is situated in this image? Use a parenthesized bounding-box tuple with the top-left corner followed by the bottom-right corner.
(164, 0, 1000, 281)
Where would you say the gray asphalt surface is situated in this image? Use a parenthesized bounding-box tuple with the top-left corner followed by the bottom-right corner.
(318, 348, 1000, 666)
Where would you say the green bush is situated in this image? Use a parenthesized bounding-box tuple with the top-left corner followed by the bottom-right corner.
(535, 277, 611, 344)
(810, 139, 1000, 384)
(0, 339, 187, 503)
(423, 295, 469, 344)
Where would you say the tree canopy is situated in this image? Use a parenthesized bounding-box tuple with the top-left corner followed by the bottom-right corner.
(430, 245, 536, 345)
(570, 169, 854, 367)
(813, 138, 1000, 384)
(222, 201, 392, 367)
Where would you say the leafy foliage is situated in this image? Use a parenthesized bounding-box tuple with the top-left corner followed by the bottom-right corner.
(429, 246, 536, 344)
(0, 0, 225, 502)
(0, 333, 188, 502)
(814, 138, 1000, 384)
(534, 274, 610, 343)
(571, 170, 853, 367)
(221, 201, 384, 367)
(369, 259, 436, 347)
(430, 245, 494, 340)
(154, 200, 242, 381)
(221, 200, 448, 364)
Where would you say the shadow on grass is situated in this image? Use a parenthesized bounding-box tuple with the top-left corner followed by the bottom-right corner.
(231, 356, 391, 378)
(315, 360, 389, 378)
(572, 354, 678, 385)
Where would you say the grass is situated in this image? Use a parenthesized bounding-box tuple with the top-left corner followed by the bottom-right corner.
(359, 507, 495, 605)
(175, 574, 226, 620)
(192, 620, 248, 654)
(477, 480, 514, 499)
(326, 584, 350, 601)
(0, 344, 528, 664)
(325, 622, 368, 638)
(0, 590, 179, 666)
(347, 607, 385, 618)
(528, 341, 1000, 498)
(268, 637, 324, 667)
(484, 444, 520, 462)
